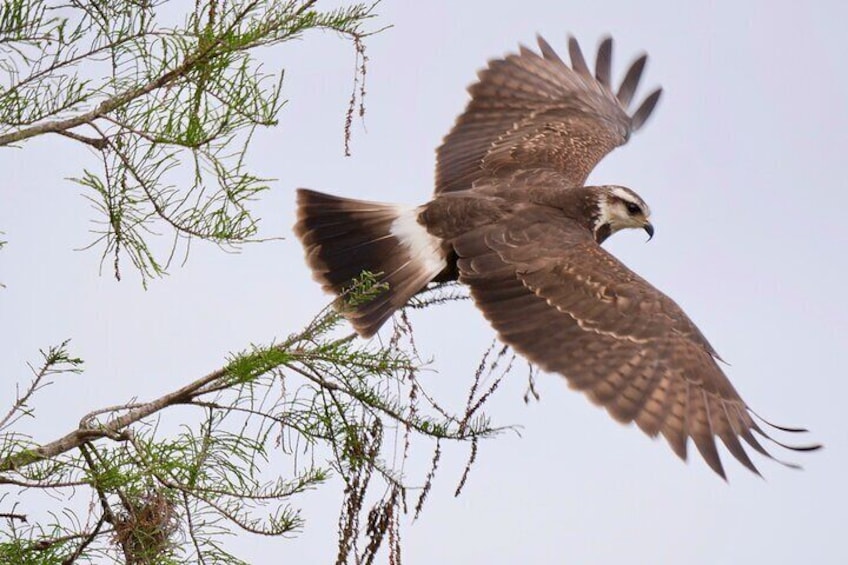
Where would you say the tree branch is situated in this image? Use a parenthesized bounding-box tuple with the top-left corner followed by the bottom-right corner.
(0, 1, 258, 148)
(0, 364, 226, 472)
(0, 512, 27, 523)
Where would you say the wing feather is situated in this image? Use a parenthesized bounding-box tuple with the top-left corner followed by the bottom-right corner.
(567, 36, 592, 78)
(452, 209, 820, 477)
(632, 88, 663, 132)
(435, 35, 662, 194)
(616, 54, 647, 108)
(690, 388, 726, 479)
(661, 376, 690, 461)
(718, 399, 761, 475)
(595, 37, 613, 88)
(536, 35, 566, 66)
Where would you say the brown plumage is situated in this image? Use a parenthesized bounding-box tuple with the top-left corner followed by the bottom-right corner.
(294, 35, 820, 479)
(435, 36, 661, 193)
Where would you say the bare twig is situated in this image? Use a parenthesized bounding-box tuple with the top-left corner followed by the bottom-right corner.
(1, 512, 27, 523)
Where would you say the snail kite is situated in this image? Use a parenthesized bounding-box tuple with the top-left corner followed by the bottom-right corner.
(294, 35, 819, 478)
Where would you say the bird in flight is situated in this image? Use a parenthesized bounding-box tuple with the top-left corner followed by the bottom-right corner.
(294, 35, 820, 478)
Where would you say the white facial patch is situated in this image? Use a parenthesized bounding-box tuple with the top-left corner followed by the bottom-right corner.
(595, 195, 617, 228)
(610, 186, 651, 217)
(390, 206, 447, 275)
(595, 186, 651, 237)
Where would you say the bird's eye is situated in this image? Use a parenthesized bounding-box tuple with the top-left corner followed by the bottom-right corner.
(625, 202, 642, 215)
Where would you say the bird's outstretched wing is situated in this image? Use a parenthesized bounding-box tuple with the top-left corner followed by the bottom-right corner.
(435, 35, 662, 194)
(452, 208, 819, 478)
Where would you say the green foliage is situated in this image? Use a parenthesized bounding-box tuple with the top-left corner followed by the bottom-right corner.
(0, 0, 378, 284)
(0, 3, 511, 564)
(1, 279, 507, 563)
(0, 339, 83, 435)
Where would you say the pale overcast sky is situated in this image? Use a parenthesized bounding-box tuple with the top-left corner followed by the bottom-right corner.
(2, 1, 846, 564)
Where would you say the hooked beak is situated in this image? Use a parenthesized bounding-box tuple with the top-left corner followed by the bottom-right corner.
(643, 222, 654, 241)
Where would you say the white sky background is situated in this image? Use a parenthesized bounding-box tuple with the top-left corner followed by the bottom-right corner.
(2, 1, 847, 564)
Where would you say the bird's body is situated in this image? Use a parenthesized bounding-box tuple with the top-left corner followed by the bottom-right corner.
(294, 35, 819, 478)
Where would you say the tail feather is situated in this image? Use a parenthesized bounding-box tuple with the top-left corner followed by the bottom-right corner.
(294, 189, 447, 337)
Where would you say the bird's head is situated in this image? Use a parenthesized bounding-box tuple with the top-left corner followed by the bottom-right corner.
(593, 185, 653, 243)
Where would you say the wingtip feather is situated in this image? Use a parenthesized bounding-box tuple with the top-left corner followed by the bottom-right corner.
(536, 34, 565, 66)
(617, 53, 648, 108)
(595, 36, 613, 88)
(567, 36, 591, 78)
(631, 88, 662, 131)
